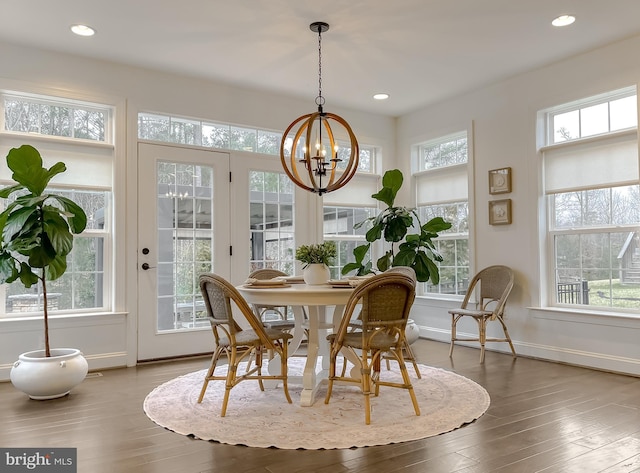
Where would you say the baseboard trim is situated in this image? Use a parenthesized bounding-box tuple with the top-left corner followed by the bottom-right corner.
(0, 351, 128, 382)
(418, 326, 640, 377)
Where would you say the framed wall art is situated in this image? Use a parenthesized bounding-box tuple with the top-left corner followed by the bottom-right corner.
(489, 167, 512, 194)
(489, 199, 512, 225)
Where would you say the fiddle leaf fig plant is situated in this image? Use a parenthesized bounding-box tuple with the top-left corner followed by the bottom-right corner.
(0, 145, 87, 357)
(342, 169, 451, 283)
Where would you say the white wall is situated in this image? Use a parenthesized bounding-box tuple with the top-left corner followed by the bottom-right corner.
(398, 35, 640, 376)
(0, 42, 395, 380)
(0, 34, 639, 380)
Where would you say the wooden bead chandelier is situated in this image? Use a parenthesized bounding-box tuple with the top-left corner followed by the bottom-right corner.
(279, 22, 359, 196)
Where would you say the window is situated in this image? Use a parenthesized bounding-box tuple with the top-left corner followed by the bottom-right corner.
(249, 170, 295, 275)
(1, 92, 114, 316)
(4, 189, 110, 314)
(4, 94, 109, 142)
(323, 206, 376, 279)
(540, 87, 640, 311)
(138, 112, 376, 172)
(414, 131, 470, 296)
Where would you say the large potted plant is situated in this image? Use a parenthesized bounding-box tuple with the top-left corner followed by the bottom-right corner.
(296, 241, 337, 285)
(0, 144, 88, 399)
(342, 169, 451, 283)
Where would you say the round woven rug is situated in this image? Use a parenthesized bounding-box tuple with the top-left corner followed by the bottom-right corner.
(143, 358, 489, 449)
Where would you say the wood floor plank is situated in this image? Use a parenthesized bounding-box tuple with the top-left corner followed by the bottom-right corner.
(1, 339, 639, 473)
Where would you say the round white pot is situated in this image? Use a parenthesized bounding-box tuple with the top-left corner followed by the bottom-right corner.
(405, 319, 420, 345)
(303, 264, 331, 285)
(10, 348, 88, 400)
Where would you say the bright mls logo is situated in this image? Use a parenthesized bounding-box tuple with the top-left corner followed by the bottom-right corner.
(0, 448, 76, 472)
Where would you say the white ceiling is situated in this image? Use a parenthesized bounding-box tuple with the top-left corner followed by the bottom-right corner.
(3, 0, 640, 117)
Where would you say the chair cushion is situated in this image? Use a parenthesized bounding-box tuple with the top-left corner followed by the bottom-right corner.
(448, 308, 493, 318)
(218, 328, 293, 347)
(328, 331, 398, 350)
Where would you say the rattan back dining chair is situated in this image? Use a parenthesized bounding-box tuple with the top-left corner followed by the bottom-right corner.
(197, 273, 293, 416)
(383, 267, 422, 378)
(448, 265, 516, 363)
(247, 268, 296, 331)
(325, 270, 420, 424)
(345, 267, 422, 378)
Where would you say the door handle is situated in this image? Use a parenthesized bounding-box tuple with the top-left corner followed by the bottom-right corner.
(141, 262, 155, 270)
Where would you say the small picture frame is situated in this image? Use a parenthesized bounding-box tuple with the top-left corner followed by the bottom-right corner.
(489, 199, 512, 225)
(489, 167, 512, 194)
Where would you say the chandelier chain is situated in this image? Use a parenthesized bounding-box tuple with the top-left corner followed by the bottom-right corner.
(317, 27, 324, 107)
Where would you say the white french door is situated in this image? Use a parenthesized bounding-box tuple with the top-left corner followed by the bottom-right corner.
(137, 143, 231, 360)
(137, 144, 315, 361)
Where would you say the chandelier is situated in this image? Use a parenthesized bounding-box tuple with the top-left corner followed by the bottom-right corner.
(279, 22, 359, 196)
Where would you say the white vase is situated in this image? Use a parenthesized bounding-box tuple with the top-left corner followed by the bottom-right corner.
(405, 319, 420, 345)
(10, 348, 88, 400)
(303, 264, 331, 285)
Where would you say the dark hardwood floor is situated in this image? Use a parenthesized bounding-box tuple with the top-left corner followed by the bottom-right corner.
(2, 339, 639, 473)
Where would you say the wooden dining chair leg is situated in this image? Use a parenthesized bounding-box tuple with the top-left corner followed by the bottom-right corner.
(197, 347, 222, 403)
(478, 317, 487, 363)
(403, 341, 422, 378)
(361, 353, 373, 425)
(279, 341, 292, 403)
(397, 356, 421, 417)
(449, 313, 460, 357)
(498, 315, 517, 357)
(324, 351, 337, 404)
(220, 348, 240, 417)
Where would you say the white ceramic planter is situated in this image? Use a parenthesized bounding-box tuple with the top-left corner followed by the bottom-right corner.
(405, 319, 420, 345)
(10, 348, 88, 400)
(303, 264, 331, 285)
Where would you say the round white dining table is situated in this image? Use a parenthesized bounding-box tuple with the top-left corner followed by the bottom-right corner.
(237, 283, 355, 406)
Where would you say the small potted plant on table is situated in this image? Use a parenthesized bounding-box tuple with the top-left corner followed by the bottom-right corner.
(295, 241, 337, 285)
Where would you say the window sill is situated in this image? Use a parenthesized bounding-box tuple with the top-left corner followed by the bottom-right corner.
(528, 306, 640, 328)
(1, 311, 127, 324)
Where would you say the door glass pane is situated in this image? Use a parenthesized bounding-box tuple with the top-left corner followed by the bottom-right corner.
(156, 161, 213, 332)
(249, 170, 295, 275)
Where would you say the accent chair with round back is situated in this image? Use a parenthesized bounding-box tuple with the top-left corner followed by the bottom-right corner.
(448, 265, 516, 363)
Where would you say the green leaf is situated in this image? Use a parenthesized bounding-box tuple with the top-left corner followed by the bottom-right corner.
(381, 169, 403, 194)
(46, 254, 68, 281)
(43, 209, 74, 257)
(358, 261, 373, 275)
(393, 248, 416, 267)
(365, 224, 382, 243)
(384, 215, 410, 242)
(422, 216, 452, 233)
(0, 255, 19, 284)
(341, 262, 361, 275)
(0, 183, 25, 199)
(6, 145, 49, 196)
(18, 262, 39, 287)
(376, 252, 392, 272)
(370, 169, 403, 207)
(2, 206, 40, 243)
(27, 238, 56, 268)
(353, 244, 370, 264)
(412, 251, 432, 283)
(49, 196, 87, 233)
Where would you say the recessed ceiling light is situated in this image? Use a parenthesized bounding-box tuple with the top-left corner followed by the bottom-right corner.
(70, 24, 96, 37)
(552, 15, 576, 27)
(373, 93, 389, 100)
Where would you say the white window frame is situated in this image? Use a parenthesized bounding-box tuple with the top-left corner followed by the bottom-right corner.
(413, 130, 471, 298)
(0, 91, 115, 317)
(539, 87, 640, 313)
